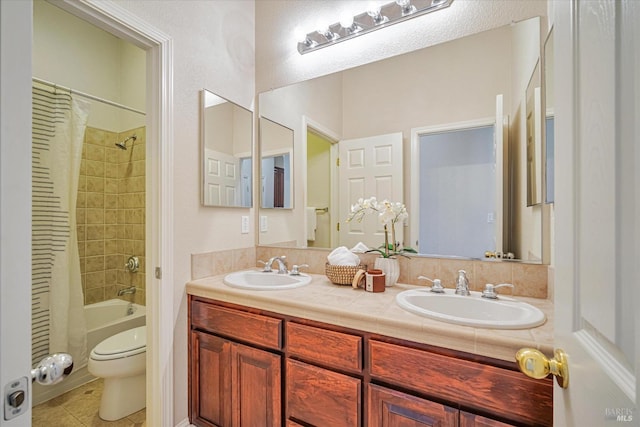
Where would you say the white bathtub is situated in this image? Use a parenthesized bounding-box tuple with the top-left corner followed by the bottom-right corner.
(33, 299, 146, 405)
(85, 299, 146, 354)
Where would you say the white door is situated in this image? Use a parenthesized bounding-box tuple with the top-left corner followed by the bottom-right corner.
(203, 148, 239, 206)
(548, 0, 638, 424)
(338, 133, 403, 249)
(1, 2, 33, 425)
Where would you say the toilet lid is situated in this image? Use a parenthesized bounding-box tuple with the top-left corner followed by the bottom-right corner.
(91, 326, 146, 360)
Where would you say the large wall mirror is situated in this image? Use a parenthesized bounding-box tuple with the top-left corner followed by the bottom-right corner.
(259, 117, 293, 209)
(258, 16, 547, 263)
(201, 89, 252, 207)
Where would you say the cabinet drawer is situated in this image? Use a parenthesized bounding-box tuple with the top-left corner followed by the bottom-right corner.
(368, 384, 458, 427)
(191, 300, 282, 350)
(287, 322, 362, 372)
(368, 340, 552, 426)
(287, 359, 361, 427)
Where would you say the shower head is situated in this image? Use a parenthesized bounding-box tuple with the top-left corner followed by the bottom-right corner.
(115, 135, 137, 150)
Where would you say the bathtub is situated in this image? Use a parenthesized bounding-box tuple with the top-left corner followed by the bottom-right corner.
(33, 299, 146, 405)
(85, 299, 146, 355)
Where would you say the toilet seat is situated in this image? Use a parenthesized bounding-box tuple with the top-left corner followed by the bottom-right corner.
(90, 326, 146, 361)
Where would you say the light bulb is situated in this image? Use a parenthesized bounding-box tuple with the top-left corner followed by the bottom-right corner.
(367, 7, 387, 25)
(339, 12, 354, 29)
(294, 27, 308, 44)
(395, 0, 416, 15)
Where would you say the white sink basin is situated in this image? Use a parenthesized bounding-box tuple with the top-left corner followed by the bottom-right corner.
(395, 289, 545, 329)
(223, 270, 311, 291)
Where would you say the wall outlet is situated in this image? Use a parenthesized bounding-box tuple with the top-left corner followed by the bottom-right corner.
(260, 216, 268, 232)
(241, 216, 249, 234)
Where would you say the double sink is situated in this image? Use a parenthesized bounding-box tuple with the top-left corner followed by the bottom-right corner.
(223, 270, 545, 330)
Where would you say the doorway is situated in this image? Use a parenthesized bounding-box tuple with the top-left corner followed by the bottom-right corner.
(31, 1, 147, 423)
(0, 1, 174, 426)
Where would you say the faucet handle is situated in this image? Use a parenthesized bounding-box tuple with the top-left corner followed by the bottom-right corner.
(481, 283, 514, 299)
(418, 276, 445, 293)
(290, 264, 309, 275)
(257, 260, 272, 272)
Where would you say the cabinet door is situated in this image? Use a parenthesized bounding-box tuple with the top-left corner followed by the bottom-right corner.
(287, 359, 361, 426)
(191, 331, 232, 427)
(232, 342, 281, 427)
(368, 384, 458, 427)
(460, 411, 515, 427)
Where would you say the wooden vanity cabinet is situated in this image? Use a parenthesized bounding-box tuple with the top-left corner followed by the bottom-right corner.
(190, 299, 282, 427)
(286, 322, 363, 426)
(189, 296, 552, 427)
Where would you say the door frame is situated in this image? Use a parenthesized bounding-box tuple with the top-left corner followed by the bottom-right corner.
(301, 116, 340, 247)
(40, 1, 175, 425)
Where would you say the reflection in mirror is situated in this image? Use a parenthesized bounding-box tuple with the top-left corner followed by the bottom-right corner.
(258, 17, 546, 263)
(413, 122, 500, 259)
(260, 117, 293, 209)
(201, 89, 252, 207)
(544, 28, 555, 204)
(526, 61, 542, 207)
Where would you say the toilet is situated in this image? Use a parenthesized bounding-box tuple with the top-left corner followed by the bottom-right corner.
(88, 325, 146, 421)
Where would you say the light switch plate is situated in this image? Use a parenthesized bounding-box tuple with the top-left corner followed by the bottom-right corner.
(241, 216, 249, 234)
(260, 216, 268, 232)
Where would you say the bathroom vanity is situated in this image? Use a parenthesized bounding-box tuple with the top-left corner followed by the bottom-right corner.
(187, 274, 553, 427)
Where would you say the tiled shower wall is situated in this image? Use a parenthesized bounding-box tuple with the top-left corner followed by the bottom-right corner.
(77, 126, 146, 306)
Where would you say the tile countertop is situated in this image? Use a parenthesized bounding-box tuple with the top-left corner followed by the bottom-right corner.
(186, 272, 554, 363)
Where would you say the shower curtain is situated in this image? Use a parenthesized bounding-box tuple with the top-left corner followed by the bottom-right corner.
(32, 85, 89, 369)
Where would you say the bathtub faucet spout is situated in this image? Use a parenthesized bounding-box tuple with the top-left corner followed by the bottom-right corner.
(117, 286, 136, 296)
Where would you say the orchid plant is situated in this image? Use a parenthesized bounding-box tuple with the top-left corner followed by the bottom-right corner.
(345, 196, 416, 258)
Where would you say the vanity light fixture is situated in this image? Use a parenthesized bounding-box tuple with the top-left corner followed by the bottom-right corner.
(296, 0, 454, 55)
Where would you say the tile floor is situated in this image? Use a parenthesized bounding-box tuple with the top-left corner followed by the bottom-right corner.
(32, 379, 145, 427)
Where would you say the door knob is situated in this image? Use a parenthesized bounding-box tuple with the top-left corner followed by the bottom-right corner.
(515, 348, 569, 388)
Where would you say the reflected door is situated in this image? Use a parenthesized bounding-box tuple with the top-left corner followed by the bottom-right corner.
(338, 133, 403, 249)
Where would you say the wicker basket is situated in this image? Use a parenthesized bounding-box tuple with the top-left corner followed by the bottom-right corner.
(325, 262, 367, 286)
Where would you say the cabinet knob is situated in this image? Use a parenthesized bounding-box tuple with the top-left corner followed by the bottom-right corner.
(515, 348, 569, 389)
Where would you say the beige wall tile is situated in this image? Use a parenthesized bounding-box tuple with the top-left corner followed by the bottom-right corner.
(472, 260, 513, 293)
(86, 176, 104, 193)
(85, 144, 105, 162)
(105, 178, 118, 194)
(85, 160, 104, 178)
(105, 270, 117, 286)
(85, 241, 104, 257)
(86, 208, 104, 225)
(85, 271, 105, 289)
(405, 256, 439, 286)
(512, 264, 548, 298)
(76, 192, 86, 208)
(86, 225, 104, 241)
(86, 192, 104, 208)
(232, 247, 256, 271)
(438, 258, 475, 289)
(85, 256, 105, 273)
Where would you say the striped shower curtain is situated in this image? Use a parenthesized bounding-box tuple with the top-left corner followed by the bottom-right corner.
(32, 85, 89, 369)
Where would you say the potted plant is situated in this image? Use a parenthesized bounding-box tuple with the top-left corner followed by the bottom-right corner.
(345, 197, 416, 286)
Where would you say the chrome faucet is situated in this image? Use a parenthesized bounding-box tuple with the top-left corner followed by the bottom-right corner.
(259, 256, 288, 274)
(117, 286, 136, 296)
(454, 270, 470, 296)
